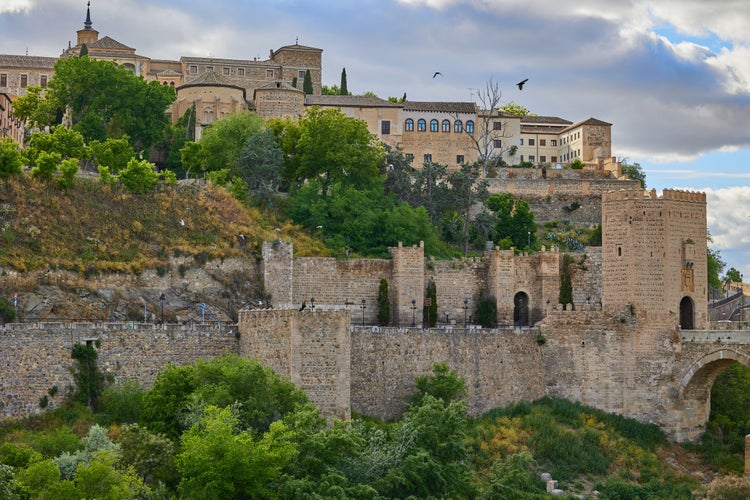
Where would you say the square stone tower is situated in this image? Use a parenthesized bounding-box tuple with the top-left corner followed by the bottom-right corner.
(602, 189, 707, 329)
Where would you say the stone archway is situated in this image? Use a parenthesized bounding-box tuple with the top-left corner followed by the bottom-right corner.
(674, 349, 750, 441)
(680, 296, 694, 330)
(513, 292, 530, 327)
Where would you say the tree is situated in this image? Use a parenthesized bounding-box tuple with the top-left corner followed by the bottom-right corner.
(47, 56, 175, 150)
(497, 101, 534, 117)
(79, 43, 88, 57)
(475, 294, 498, 328)
(0, 138, 23, 179)
(198, 111, 265, 173)
(69, 343, 106, 410)
(486, 193, 537, 250)
(89, 137, 135, 173)
(377, 278, 390, 326)
(424, 279, 437, 327)
(461, 78, 515, 176)
(303, 69, 313, 94)
(621, 161, 646, 188)
(237, 127, 283, 197)
(176, 406, 298, 499)
(321, 84, 341, 95)
(340, 67, 348, 95)
(11, 85, 59, 129)
(295, 107, 384, 190)
(724, 267, 742, 285)
(707, 237, 725, 299)
(25, 125, 87, 166)
(449, 163, 489, 255)
(559, 254, 575, 307)
(118, 158, 160, 194)
(411, 363, 466, 406)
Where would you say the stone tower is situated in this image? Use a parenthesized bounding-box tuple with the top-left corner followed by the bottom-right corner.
(601, 189, 707, 329)
(76, 2, 99, 47)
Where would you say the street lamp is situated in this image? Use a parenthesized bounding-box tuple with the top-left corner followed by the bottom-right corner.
(310, 297, 315, 312)
(411, 299, 417, 327)
(159, 293, 165, 324)
(527, 231, 531, 249)
(464, 298, 469, 327)
(360, 299, 366, 327)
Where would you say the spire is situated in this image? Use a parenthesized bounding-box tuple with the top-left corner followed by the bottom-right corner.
(84, 1, 92, 30)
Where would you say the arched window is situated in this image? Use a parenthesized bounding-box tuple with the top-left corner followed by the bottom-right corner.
(417, 119, 426, 132)
(430, 119, 439, 132)
(466, 120, 474, 133)
(405, 118, 414, 132)
(680, 297, 694, 330)
(454, 120, 463, 133)
(514, 292, 530, 327)
(442, 119, 451, 132)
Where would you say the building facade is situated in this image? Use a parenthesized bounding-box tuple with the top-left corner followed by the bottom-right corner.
(0, 93, 25, 144)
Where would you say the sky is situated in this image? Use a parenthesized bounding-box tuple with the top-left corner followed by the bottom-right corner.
(2, 0, 750, 278)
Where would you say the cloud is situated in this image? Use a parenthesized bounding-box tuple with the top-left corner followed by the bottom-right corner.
(0, 0, 32, 14)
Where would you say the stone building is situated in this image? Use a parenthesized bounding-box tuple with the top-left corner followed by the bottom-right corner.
(0, 93, 25, 144)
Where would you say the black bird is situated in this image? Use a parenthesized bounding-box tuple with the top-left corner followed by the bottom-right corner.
(299, 301, 306, 312)
(516, 78, 528, 90)
(432, 71, 442, 78)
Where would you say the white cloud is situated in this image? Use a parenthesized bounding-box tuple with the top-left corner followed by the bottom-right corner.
(0, 0, 33, 14)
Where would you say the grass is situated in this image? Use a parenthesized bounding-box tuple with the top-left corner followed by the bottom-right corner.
(0, 176, 329, 273)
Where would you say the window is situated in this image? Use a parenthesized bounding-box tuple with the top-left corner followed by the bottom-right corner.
(405, 153, 414, 162)
(454, 120, 463, 133)
(417, 119, 426, 131)
(519, 138, 524, 145)
(266, 69, 274, 78)
(40, 75, 47, 87)
(189, 65, 198, 74)
(237, 68, 245, 76)
(0, 74, 6, 87)
(20, 74, 27, 88)
(540, 156, 546, 162)
(551, 156, 557, 163)
(405, 118, 414, 131)
(540, 139, 546, 146)
(493, 139, 502, 149)
(206, 66, 214, 72)
(424, 153, 432, 163)
(529, 155, 535, 162)
(528, 138, 535, 146)
(493, 121, 501, 130)
(222, 67, 230, 75)
(381, 120, 390, 135)
(456, 155, 464, 164)
(520, 155, 524, 162)
(442, 119, 450, 132)
(551, 139, 557, 147)
(430, 119, 438, 132)
(298, 70, 306, 79)
(466, 120, 474, 133)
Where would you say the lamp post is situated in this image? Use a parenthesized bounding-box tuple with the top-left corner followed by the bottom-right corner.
(527, 231, 531, 249)
(310, 297, 315, 312)
(360, 299, 366, 327)
(411, 299, 417, 327)
(463, 298, 469, 327)
(159, 293, 165, 324)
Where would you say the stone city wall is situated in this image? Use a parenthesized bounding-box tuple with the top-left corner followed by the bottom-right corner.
(0, 322, 237, 418)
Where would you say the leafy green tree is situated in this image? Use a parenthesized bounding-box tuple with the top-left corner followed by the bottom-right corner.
(340, 67, 348, 95)
(570, 158, 585, 169)
(295, 107, 384, 190)
(486, 193, 537, 250)
(25, 125, 87, 166)
(88, 138, 134, 173)
(448, 163, 489, 254)
(707, 239, 725, 299)
(377, 278, 390, 326)
(57, 158, 80, 190)
(47, 56, 175, 149)
(724, 267, 743, 285)
(621, 161, 647, 188)
(0, 297, 17, 323)
(11, 85, 59, 129)
(266, 117, 303, 187)
(79, 43, 88, 57)
(69, 343, 106, 410)
(118, 423, 177, 488)
(411, 363, 466, 406)
(31, 151, 62, 181)
(198, 111, 265, 173)
(303, 69, 313, 94)
(475, 294, 498, 327)
(0, 137, 23, 179)
(74, 449, 144, 500)
(559, 254, 575, 307)
(179, 141, 204, 179)
(176, 405, 298, 499)
(321, 84, 341, 95)
(101, 380, 145, 423)
(118, 158, 160, 194)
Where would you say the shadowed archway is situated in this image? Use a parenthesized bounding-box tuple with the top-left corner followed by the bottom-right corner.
(680, 296, 694, 330)
(514, 292, 529, 328)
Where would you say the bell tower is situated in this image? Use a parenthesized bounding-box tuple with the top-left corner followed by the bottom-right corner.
(76, 2, 99, 47)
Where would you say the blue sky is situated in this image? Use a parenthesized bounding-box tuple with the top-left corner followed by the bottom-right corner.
(2, 0, 750, 278)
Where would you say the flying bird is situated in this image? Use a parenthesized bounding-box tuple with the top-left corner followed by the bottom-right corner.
(516, 78, 529, 90)
(432, 71, 442, 78)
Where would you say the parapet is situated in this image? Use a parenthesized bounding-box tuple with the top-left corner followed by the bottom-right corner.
(662, 189, 706, 203)
(602, 188, 705, 203)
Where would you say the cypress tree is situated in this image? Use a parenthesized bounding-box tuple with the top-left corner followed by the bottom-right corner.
(79, 43, 88, 57)
(292, 76, 298, 89)
(377, 278, 390, 326)
(340, 68, 348, 95)
(423, 280, 438, 327)
(303, 69, 313, 94)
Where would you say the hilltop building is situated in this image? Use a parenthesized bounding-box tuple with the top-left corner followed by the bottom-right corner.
(0, 3, 615, 172)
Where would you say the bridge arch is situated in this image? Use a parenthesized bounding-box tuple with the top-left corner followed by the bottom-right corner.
(675, 349, 750, 441)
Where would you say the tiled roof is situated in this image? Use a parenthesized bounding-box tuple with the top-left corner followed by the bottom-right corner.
(178, 70, 245, 92)
(88, 36, 135, 52)
(181, 56, 275, 66)
(403, 101, 476, 113)
(562, 117, 612, 132)
(305, 95, 401, 107)
(0, 55, 57, 69)
(257, 82, 303, 92)
(520, 115, 572, 125)
(156, 69, 182, 77)
(274, 44, 323, 52)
